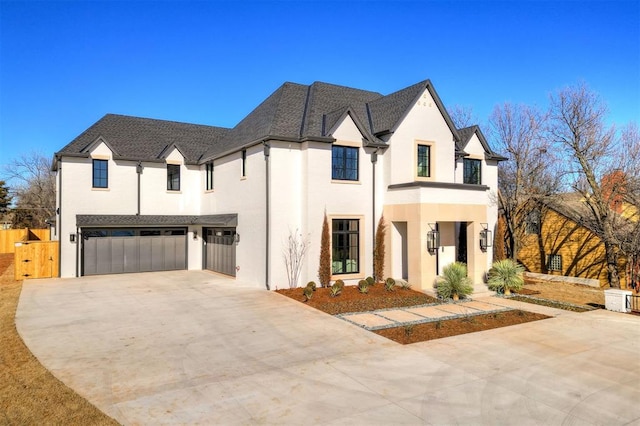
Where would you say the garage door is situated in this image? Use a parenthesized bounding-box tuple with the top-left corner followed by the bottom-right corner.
(204, 227, 236, 276)
(82, 228, 187, 275)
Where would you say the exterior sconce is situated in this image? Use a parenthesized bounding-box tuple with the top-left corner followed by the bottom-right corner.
(427, 223, 439, 254)
(480, 223, 492, 251)
(234, 233, 240, 244)
(69, 233, 76, 243)
(193, 230, 198, 240)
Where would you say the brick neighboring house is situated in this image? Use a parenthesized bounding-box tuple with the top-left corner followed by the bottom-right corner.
(518, 193, 639, 288)
(52, 79, 505, 292)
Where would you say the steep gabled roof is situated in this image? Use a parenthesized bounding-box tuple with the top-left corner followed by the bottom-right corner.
(458, 125, 508, 161)
(54, 114, 230, 168)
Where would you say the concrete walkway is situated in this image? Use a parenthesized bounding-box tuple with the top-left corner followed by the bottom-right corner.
(16, 271, 640, 425)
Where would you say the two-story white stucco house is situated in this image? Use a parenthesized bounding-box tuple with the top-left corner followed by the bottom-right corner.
(52, 79, 505, 293)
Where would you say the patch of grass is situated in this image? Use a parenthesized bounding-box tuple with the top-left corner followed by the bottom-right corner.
(0, 254, 117, 425)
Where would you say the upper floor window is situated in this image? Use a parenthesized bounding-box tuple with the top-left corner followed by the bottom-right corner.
(92, 159, 108, 188)
(417, 144, 431, 178)
(332, 146, 358, 181)
(332, 219, 360, 274)
(241, 150, 247, 177)
(206, 162, 214, 190)
(463, 158, 482, 185)
(525, 210, 541, 234)
(167, 164, 180, 191)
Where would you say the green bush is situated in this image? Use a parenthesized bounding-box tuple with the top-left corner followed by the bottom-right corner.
(366, 276, 375, 286)
(384, 277, 396, 292)
(306, 281, 317, 291)
(487, 259, 525, 295)
(437, 262, 473, 300)
(329, 282, 343, 297)
(357, 279, 369, 294)
(303, 285, 314, 301)
(334, 279, 345, 290)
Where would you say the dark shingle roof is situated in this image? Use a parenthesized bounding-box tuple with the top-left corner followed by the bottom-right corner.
(458, 125, 507, 161)
(57, 79, 501, 166)
(55, 114, 230, 165)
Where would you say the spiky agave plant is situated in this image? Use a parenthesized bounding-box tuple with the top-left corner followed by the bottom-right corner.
(357, 279, 369, 294)
(437, 262, 473, 301)
(487, 259, 525, 295)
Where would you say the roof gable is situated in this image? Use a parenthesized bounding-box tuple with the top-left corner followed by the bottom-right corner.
(458, 125, 507, 161)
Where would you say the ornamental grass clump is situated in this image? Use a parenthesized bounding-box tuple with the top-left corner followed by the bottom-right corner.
(357, 279, 369, 294)
(487, 259, 525, 295)
(329, 281, 343, 297)
(384, 277, 396, 292)
(437, 262, 473, 301)
(366, 276, 375, 286)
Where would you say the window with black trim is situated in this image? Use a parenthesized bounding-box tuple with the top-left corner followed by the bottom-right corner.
(463, 158, 482, 185)
(332, 146, 358, 181)
(332, 219, 359, 274)
(206, 162, 214, 190)
(417, 144, 431, 177)
(548, 254, 562, 271)
(167, 164, 180, 191)
(92, 159, 108, 188)
(241, 150, 247, 177)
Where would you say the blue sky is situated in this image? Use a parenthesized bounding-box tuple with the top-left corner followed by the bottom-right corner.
(1, 0, 639, 171)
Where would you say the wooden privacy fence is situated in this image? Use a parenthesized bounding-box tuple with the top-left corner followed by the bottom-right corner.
(0, 228, 50, 253)
(14, 241, 59, 280)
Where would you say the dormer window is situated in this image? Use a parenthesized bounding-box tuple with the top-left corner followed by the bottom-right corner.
(332, 146, 358, 181)
(463, 158, 481, 185)
(167, 164, 180, 191)
(92, 159, 108, 188)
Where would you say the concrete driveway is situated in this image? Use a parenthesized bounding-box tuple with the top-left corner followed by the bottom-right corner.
(16, 271, 640, 425)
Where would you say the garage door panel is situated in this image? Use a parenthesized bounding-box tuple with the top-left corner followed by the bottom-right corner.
(82, 228, 187, 276)
(205, 228, 236, 276)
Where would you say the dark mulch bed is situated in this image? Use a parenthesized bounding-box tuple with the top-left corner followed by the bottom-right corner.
(374, 310, 550, 344)
(507, 295, 594, 312)
(276, 284, 437, 315)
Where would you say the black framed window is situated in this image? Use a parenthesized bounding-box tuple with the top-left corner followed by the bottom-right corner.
(417, 144, 430, 177)
(167, 164, 180, 191)
(332, 219, 359, 274)
(548, 254, 562, 271)
(463, 158, 482, 185)
(92, 159, 108, 188)
(241, 150, 247, 177)
(206, 162, 214, 190)
(332, 146, 358, 181)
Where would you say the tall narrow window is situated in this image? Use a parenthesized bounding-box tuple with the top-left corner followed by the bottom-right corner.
(167, 164, 180, 191)
(332, 219, 360, 274)
(92, 159, 108, 188)
(332, 146, 358, 181)
(417, 144, 430, 177)
(206, 162, 214, 190)
(463, 158, 482, 185)
(241, 150, 247, 177)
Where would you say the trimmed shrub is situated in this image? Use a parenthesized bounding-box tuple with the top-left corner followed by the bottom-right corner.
(318, 214, 331, 288)
(366, 276, 375, 286)
(306, 281, 317, 291)
(374, 215, 386, 283)
(303, 285, 314, 301)
(329, 282, 343, 297)
(487, 259, 525, 295)
(437, 262, 473, 300)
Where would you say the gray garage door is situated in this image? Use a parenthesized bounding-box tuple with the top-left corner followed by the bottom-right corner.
(205, 227, 236, 276)
(82, 228, 187, 276)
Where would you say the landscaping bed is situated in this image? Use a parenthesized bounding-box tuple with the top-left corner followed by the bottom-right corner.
(507, 294, 596, 312)
(276, 284, 437, 315)
(374, 310, 550, 344)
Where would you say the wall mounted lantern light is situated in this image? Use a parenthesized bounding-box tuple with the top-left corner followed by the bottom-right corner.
(193, 230, 198, 240)
(427, 223, 439, 254)
(480, 223, 492, 251)
(234, 233, 240, 245)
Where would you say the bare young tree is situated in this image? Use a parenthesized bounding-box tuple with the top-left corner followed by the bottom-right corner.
(449, 104, 478, 129)
(547, 82, 627, 287)
(283, 228, 310, 288)
(489, 102, 556, 260)
(2, 152, 55, 229)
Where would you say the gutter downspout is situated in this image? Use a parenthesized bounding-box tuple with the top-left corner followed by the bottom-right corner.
(371, 149, 378, 276)
(57, 162, 63, 276)
(136, 162, 143, 215)
(264, 141, 271, 290)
